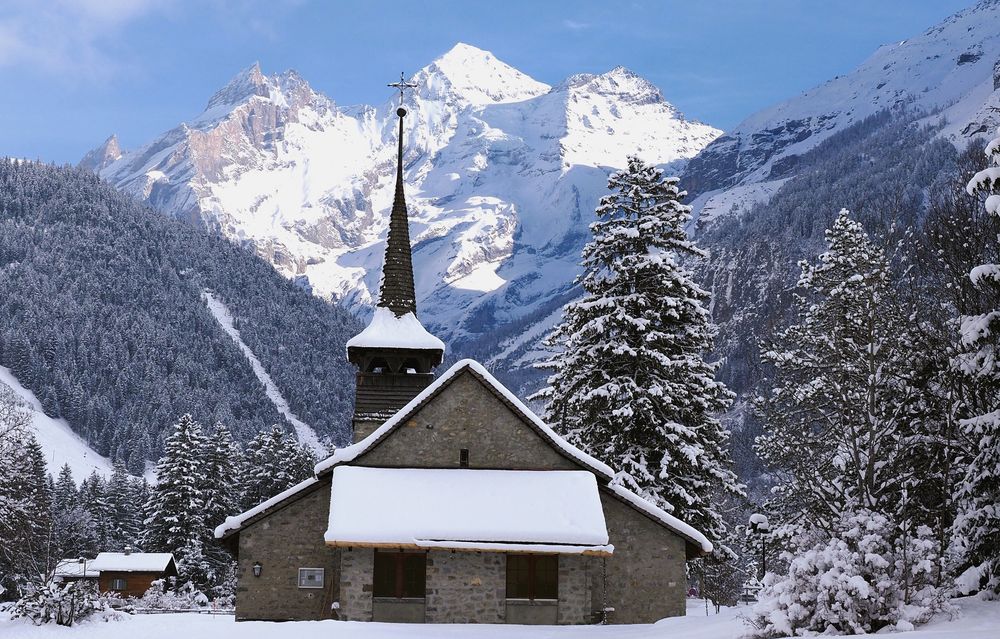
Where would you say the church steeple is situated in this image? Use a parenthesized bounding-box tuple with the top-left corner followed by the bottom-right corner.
(346, 73, 444, 443)
(378, 103, 418, 316)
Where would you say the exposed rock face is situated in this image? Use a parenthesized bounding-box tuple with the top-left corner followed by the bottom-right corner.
(78, 134, 122, 172)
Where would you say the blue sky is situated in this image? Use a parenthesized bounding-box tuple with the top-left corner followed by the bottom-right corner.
(0, 0, 976, 164)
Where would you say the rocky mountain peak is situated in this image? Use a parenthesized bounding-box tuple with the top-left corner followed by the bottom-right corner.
(206, 62, 270, 110)
(78, 134, 122, 172)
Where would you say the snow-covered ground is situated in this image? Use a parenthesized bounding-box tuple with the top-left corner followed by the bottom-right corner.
(1, 597, 997, 639)
(201, 291, 325, 454)
(0, 364, 115, 480)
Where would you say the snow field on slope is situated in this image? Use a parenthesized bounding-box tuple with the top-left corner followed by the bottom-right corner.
(0, 364, 116, 481)
(2, 597, 998, 638)
(201, 291, 325, 454)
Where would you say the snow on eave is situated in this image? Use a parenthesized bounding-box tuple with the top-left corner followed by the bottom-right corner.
(326, 539, 614, 556)
(214, 476, 319, 539)
(313, 359, 614, 479)
(606, 484, 713, 555)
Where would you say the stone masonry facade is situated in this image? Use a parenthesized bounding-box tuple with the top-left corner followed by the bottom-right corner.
(235, 480, 340, 621)
(598, 491, 688, 622)
(426, 551, 505, 623)
(357, 371, 582, 471)
(232, 368, 694, 624)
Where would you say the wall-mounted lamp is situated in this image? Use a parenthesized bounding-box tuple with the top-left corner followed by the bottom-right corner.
(252, 562, 262, 578)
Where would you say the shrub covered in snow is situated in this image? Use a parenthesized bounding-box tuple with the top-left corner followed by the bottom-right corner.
(11, 580, 122, 626)
(746, 509, 948, 637)
(133, 579, 209, 611)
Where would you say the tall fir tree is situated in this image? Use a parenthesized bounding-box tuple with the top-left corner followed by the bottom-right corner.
(750, 210, 949, 636)
(756, 210, 921, 527)
(105, 461, 143, 551)
(79, 471, 111, 550)
(951, 126, 1000, 598)
(142, 414, 211, 588)
(49, 464, 98, 561)
(202, 422, 242, 534)
(0, 391, 52, 592)
(239, 425, 316, 510)
(533, 155, 741, 543)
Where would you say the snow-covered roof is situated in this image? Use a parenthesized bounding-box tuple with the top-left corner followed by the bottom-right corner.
(607, 484, 713, 554)
(214, 476, 319, 539)
(314, 359, 614, 479)
(53, 558, 100, 578)
(87, 552, 176, 573)
(325, 466, 612, 555)
(346, 307, 445, 352)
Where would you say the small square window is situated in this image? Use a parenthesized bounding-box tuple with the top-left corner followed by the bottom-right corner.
(109, 577, 128, 591)
(298, 568, 324, 589)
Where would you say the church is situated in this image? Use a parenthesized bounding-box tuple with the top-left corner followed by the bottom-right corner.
(214, 99, 712, 625)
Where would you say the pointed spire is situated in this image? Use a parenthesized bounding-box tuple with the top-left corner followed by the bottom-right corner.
(377, 99, 418, 316)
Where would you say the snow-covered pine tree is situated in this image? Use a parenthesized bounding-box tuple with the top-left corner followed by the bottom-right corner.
(756, 209, 920, 526)
(202, 422, 242, 534)
(105, 461, 142, 552)
(0, 391, 51, 594)
(532, 155, 741, 543)
(952, 126, 1000, 599)
(201, 422, 241, 594)
(50, 464, 98, 561)
(142, 414, 211, 588)
(79, 471, 111, 550)
(751, 210, 948, 635)
(239, 425, 315, 510)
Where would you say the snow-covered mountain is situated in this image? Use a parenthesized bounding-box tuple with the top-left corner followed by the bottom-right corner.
(684, 0, 1000, 229)
(93, 43, 720, 353)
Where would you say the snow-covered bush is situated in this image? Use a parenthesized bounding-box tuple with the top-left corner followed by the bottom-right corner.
(11, 580, 122, 626)
(133, 579, 208, 611)
(746, 510, 948, 637)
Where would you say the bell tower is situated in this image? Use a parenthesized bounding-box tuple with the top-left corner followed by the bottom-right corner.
(346, 74, 444, 442)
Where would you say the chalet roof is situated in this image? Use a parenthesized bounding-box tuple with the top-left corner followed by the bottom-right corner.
(53, 558, 100, 578)
(324, 466, 613, 555)
(86, 552, 176, 573)
(314, 359, 615, 479)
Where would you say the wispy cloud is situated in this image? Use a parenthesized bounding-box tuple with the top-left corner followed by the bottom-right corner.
(0, 0, 172, 79)
(562, 19, 591, 31)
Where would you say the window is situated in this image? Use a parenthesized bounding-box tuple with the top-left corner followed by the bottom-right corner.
(373, 551, 426, 599)
(459, 448, 469, 468)
(506, 554, 558, 600)
(298, 568, 325, 589)
(109, 578, 128, 591)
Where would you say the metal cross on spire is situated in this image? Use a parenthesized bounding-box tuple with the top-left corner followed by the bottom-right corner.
(387, 72, 417, 108)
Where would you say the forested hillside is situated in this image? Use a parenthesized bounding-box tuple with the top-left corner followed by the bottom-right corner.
(0, 160, 361, 472)
(693, 108, 989, 489)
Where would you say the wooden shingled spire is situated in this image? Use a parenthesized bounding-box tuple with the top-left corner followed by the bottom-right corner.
(379, 73, 419, 317)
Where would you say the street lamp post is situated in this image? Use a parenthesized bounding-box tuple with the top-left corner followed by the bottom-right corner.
(749, 514, 770, 580)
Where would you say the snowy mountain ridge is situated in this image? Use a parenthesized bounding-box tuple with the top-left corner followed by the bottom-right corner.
(684, 0, 1000, 228)
(94, 43, 720, 352)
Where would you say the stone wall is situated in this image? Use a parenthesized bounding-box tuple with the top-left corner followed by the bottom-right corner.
(557, 554, 594, 624)
(234, 479, 340, 621)
(426, 551, 505, 623)
(356, 371, 581, 472)
(598, 491, 688, 623)
(338, 547, 374, 621)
